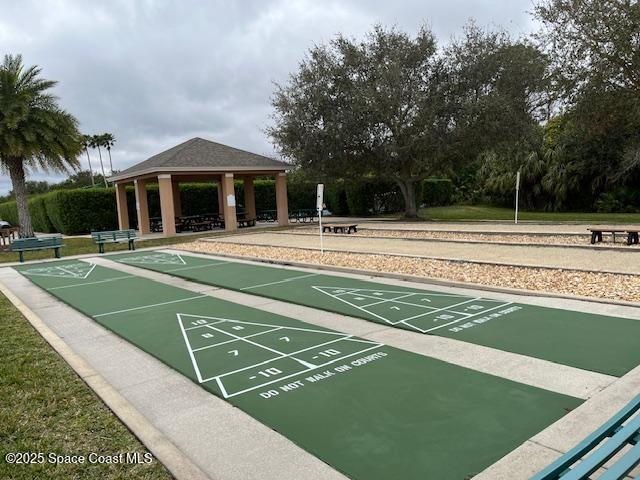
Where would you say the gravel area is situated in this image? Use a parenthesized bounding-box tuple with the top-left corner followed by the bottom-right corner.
(209, 232, 640, 275)
(176, 241, 640, 303)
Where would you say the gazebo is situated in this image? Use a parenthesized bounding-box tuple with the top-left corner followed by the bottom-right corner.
(109, 137, 290, 237)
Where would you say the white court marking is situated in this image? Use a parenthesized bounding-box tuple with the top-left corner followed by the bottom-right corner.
(312, 286, 513, 333)
(47, 275, 135, 291)
(177, 313, 383, 398)
(240, 273, 319, 291)
(118, 252, 187, 266)
(21, 262, 97, 279)
(94, 295, 207, 317)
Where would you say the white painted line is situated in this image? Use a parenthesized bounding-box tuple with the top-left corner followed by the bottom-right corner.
(180, 313, 349, 336)
(94, 295, 207, 317)
(165, 261, 228, 272)
(205, 324, 288, 357)
(397, 298, 482, 324)
(192, 327, 284, 352)
(240, 273, 319, 291)
(177, 315, 204, 382)
(358, 292, 439, 311)
(312, 285, 399, 326)
(203, 336, 366, 382)
(222, 344, 384, 399)
(419, 302, 514, 333)
(47, 275, 135, 290)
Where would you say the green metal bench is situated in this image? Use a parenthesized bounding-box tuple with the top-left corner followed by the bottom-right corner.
(91, 229, 137, 254)
(10, 236, 64, 263)
(530, 394, 640, 480)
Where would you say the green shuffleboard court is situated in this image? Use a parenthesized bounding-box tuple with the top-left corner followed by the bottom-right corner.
(15, 260, 582, 480)
(110, 250, 640, 377)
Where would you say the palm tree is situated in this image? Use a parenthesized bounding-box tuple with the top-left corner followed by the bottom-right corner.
(0, 54, 81, 237)
(81, 134, 96, 187)
(102, 133, 116, 173)
(90, 134, 108, 187)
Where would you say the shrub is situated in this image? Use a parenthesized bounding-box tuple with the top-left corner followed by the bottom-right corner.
(421, 178, 455, 207)
(325, 182, 349, 215)
(0, 200, 18, 226)
(29, 195, 56, 233)
(45, 189, 117, 235)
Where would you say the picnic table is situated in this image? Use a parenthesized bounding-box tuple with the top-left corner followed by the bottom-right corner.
(589, 226, 640, 245)
(289, 209, 317, 223)
(257, 210, 277, 222)
(322, 223, 358, 234)
(0, 226, 20, 245)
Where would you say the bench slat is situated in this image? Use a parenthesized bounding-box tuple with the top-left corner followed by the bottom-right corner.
(531, 394, 640, 480)
(561, 415, 640, 479)
(597, 442, 640, 480)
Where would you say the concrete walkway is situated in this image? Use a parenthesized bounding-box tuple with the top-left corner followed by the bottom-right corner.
(212, 232, 640, 274)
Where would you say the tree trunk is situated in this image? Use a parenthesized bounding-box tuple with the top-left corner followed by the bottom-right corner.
(85, 148, 95, 186)
(107, 148, 113, 173)
(7, 159, 34, 238)
(396, 178, 418, 219)
(96, 146, 108, 187)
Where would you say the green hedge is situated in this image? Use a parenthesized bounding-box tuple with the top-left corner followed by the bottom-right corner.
(45, 189, 117, 235)
(0, 200, 18, 226)
(0, 176, 425, 235)
(29, 195, 56, 233)
(421, 178, 455, 207)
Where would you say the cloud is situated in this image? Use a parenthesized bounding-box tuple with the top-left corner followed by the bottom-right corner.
(0, 0, 537, 193)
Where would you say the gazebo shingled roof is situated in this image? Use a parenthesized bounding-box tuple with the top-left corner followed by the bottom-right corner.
(110, 137, 288, 182)
(109, 137, 290, 237)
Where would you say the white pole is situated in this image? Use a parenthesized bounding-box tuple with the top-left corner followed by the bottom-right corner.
(515, 170, 521, 225)
(318, 207, 324, 254)
(316, 184, 324, 254)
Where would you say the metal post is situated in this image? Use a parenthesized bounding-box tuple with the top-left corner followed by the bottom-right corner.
(515, 170, 521, 225)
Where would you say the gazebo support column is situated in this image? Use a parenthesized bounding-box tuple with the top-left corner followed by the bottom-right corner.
(134, 179, 150, 235)
(275, 172, 289, 226)
(158, 174, 176, 237)
(217, 181, 224, 215)
(221, 173, 237, 232)
(115, 182, 129, 230)
(243, 176, 256, 219)
(172, 181, 182, 217)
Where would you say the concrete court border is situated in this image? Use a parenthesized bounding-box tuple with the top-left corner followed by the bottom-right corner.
(100, 249, 640, 479)
(0, 267, 347, 480)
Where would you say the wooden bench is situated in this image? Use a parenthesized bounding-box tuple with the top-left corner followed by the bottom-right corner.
(322, 224, 358, 234)
(531, 394, 640, 480)
(10, 236, 64, 263)
(91, 229, 137, 254)
(589, 227, 640, 245)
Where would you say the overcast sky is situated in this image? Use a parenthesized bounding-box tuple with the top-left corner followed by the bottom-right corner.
(0, 0, 538, 194)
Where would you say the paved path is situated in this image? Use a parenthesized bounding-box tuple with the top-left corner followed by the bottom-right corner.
(214, 232, 640, 274)
(358, 221, 600, 235)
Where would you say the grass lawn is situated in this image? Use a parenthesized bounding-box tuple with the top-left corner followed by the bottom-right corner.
(0, 293, 172, 479)
(419, 205, 640, 223)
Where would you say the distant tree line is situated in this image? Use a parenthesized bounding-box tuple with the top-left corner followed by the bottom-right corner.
(270, 0, 640, 216)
